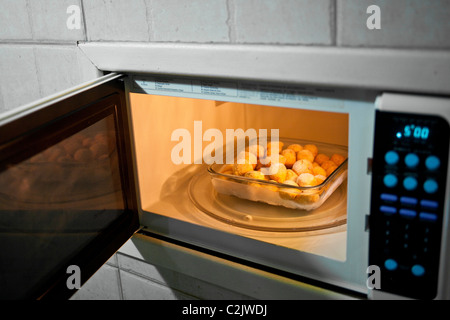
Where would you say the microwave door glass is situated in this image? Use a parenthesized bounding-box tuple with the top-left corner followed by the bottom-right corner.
(0, 77, 139, 300)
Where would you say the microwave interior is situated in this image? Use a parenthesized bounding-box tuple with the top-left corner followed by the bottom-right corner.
(129, 92, 350, 262)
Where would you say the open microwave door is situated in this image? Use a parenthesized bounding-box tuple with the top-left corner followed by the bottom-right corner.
(0, 74, 139, 300)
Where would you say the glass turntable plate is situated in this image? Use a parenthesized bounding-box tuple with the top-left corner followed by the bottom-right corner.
(189, 169, 347, 232)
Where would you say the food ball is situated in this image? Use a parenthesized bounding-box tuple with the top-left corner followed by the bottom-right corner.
(283, 179, 299, 187)
(297, 173, 316, 187)
(62, 139, 82, 156)
(312, 166, 327, 177)
(314, 153, 330, 165)
(246, 144, 265, 159)
(237, 151, 257, 168)
(296, 149, 314, 163)
(331, 154, 346, 166)
(74, 148, 93, 162)
(321, 160, 337, 171)
(232, 161, 254, 176)
(244, 170, 266, 180)
(295, 193, 320, 204)
(82, 137, 94, 148)
(45, 146, 65, 162)
(285, 169, 299, 182)
(90, 142, 109, 159)
(95, 132, 109, 144)
(263, 180, 279, 192)
(292, 159, 313, 175)
(279, 180, 301, 200)
(260, 153, 286, 167)
(254, 159, 264, 171)
(326, 165, 338, 177)
(266, 141, 284, 156)
(314, 174, 326, 185)
(268, 163, 287, 183)
(304, 144, 318, 157)
(281, 149, 296, 168)
(286, 144, 303, 153)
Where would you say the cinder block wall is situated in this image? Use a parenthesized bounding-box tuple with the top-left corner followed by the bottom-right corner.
(1, 0, 449, 113)
(1, 0, 449, 300)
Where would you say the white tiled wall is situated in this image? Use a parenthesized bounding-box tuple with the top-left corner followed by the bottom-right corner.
(233, 0, 333, 44)
(337, 0, 450, 48)
(0, 0, 33, 40)
(0, 45, 41, 110)
(1, 0, 449, 300)
(28, 0, 85, 41)
(150, 0, 230, 42)
(0, 44, 100, 111)
(1, 0, 450, 113)
(84, 0, 151, 41)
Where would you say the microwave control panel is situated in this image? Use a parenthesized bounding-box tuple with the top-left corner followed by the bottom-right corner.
(369, 110, 449, 299)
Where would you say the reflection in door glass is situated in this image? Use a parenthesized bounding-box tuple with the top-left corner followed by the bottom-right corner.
(0, 114, 125, 299)
(0, 114, 124, 209)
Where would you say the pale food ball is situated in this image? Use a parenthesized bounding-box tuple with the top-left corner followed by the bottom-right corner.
(244, 170, 265, 180)
(297, 173, 316, 187)
(233, 161, 254, 176)
(283, 179, 299, 187)
(285, 169, 299, 182)
(268, 163, 287, 183)
(292, 159, 313, 175)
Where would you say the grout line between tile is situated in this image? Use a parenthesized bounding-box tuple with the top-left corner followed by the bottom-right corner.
(331, 0, 337, 46)
(80, 0, 88, 41)
(226, 0, 236, 43)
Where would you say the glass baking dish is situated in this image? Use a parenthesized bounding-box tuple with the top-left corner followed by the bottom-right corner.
(207, 139, 348, 211)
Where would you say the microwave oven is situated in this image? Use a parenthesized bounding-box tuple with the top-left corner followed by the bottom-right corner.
(0, 45, 449, 300)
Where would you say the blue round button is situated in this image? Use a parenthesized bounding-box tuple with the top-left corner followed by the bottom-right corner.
(385, 151, 399, 165)
(384, 174, 398, 188)
(424, 179, 438, 194)
(405, 153, 419, 169)
(384, 259, 398, 271)
(411, 264, 425, 277)
(425, 155, 440, 171)
(403, 176, 418, 191)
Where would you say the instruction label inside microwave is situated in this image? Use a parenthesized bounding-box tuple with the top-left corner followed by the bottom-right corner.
(131, 76, 344, 109)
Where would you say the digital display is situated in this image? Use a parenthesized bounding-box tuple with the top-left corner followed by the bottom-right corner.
(396, 124, 430, 140)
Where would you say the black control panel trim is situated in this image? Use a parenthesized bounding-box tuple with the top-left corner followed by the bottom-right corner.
(369, 110, 449, 299)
